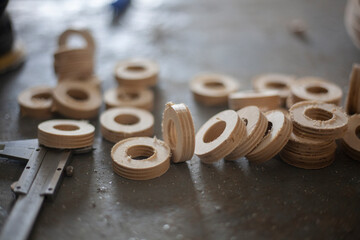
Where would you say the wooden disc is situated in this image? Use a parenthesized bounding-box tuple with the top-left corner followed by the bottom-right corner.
(58, 75, 102, 89)
(114, 58, 159, 88)
(162, 102, 195, 163)
(290, 77, 342, 106)
(190, 73, 240, 106)
(341, 114, 360, 160)
(104, 87, 153, 111)
(246, 110, 293, 163)
(17, 86, 53, 118)
(57, 29, 95, 53)
(111, 137, 171, 180)
(345, 64, 360, 115)
(195, 110, 246, 163)
(53, 81, 102, 119)
(225, 106, 268, 160)
(228, 90, 281, 111)
(100, 107, 154, 143)
(289, 101, 348, 140)
(38, 119, 95, 149)
(252, 73, 295, 105)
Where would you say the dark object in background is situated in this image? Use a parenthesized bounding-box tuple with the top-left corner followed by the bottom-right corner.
(0, 12, 14, 55)
(0, 0, 9, 16)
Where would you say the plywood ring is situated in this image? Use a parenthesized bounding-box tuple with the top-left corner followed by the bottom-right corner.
(17, 86, 53, 118)
(190, 73, 239, 106)
(53, 81, 102, 119)
(58, 29, 95, 53)
(345, 64, 360, 115)
(114, 58, 159, 88)
(246, 110, 293, 163)
(38, 119, 95, 149)
(111, 137, 171, 180)
(225, 106, 268, 160)
(341, 114, 360, 160)
(100, 107, 154, 143)
(289, 101, 348, 140)
(195, 110, 246, 163)
(162, 102, 195, 163)
(104, 87, 154, 111)
(228, 90, 281, 111)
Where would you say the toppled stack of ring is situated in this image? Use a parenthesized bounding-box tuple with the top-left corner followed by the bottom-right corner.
(100, 107, 154, 143)
(341, 114, 360, 160)
(252, 73, 296, 106)
(287, 77, 342, 108)
(54, 29, 95, 81)
(194, 110, 246, 163)
(345, 64, 360, 115)
(111, 137, 171, 180)
(280, 101, 349, 169)
(345, 0, 360, 49)
(228, 90, 281, 111)
(52, 81, 102, 119)
(162, 102, 195, 163)
(17, 86, 53, 118)
(190, 73, 240, 106)
(38, 119, 95, 149)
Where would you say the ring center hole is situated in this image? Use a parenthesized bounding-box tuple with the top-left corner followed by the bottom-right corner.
(241, 118, 248, 126)
(356, 126, 360, 140)
(204, 80, 225, 89)
(304, 108, 333, 121)
(203, 120, 226, 143)
(126, 65, 145, 72)
(117, 92, 139, 101)
(53, 124, 80, 131)
(67, 34, 87, 49)
(127, 145, 155, 160)
(67, 89, 89, 101)
(32, 93, 52, 102)
(167, 120, 177, 148)
(266, 82, 287, 89)
(115, 114, 140, 125)
(306, 86, 328, 94)
(263, 121, 273, 137)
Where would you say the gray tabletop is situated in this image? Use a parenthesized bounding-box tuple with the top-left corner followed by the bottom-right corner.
(1, 0, 360, 239)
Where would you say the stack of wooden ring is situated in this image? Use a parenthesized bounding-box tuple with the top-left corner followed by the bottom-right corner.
(286, 77, 342, 108)
(100, 107, 154, 143)
(252, 73, 296, 106)
(38, 119, 95, 149)
(190, 73, 240, 106)
(345, 0, 360, 49)
(54, 29, 95, 81)
(341, 114, 360, 160)
(345, 64, 360, 115)
(104, 58, 158, 110)
(280, 101, 348, 169)
(111, 137, 171, 180)
(17, 86, 53, 118)
(228, 90, 281, 111)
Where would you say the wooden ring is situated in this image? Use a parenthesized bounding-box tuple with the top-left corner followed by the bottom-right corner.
(228, 90, 281, 111)
(58, 29, 95, 52)
(246, 110, 293, 163)
(100, 107, 154, 143)
(345, 64, 360, 115)
(252, 73, 295, 104)
(190, 73, 239, 106)
(289, 101, 348, 140)
(225, 106, 268, 160)
(38, 119, 95, 149)
(195, 110, 246, 163)
(162, 102, 195, 163)
(53, 81, 102, 119)
(290, 77, 342, 105)
(114, 58, 159, 88)
(104, 87, 154, 111)
(17, 86, 53, 118)
(111, 137, 171, 180)
(341, 114, 360, 160)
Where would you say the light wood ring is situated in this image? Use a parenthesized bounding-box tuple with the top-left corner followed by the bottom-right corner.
(58, 29, 95, 52)
(228, 90, 281, 111)
(17, 86, 53, 118)
(342, 114, 360, 160)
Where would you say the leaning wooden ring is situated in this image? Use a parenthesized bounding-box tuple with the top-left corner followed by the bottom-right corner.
(190, 73, 239, 106)
(195, 110, 246, 163)
(111, 137, 171, 180)
(100, 107, 154, 143)
(58, 29, 95, 52)
(162, 102, 195, 163)
(104, 87, 154, 111)
(341, 114, 360, 160)
(17, 86, 53, 118)
(114, 58, 159, 88)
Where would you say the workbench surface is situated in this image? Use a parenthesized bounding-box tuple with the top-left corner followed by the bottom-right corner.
(1, 0, 360, 239)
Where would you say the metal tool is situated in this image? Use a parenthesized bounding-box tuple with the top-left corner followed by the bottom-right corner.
(0, 138, 93, 240)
